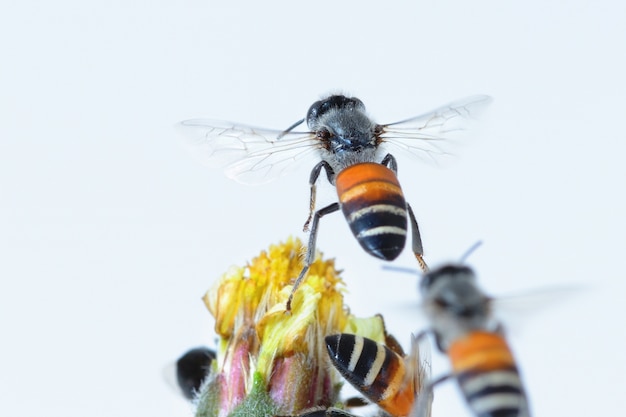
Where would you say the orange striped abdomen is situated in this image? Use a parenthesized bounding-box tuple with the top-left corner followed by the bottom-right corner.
(448, 331, 528, 417)
(335, 163, 407, 260)
(325, 334, 414, 417)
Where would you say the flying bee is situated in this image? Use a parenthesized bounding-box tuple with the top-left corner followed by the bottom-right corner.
(325, 331, 432, 417)
(178, 94, 491, 311)
(418, 264, 530, 417)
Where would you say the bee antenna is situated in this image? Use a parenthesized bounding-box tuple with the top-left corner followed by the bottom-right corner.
(459, 240, 483, 263)
(381, 265, 419, 275)
(277, 118, 305, 139)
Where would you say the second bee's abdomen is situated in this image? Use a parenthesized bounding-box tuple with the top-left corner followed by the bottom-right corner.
(335, 163, 407, 260)
(325, 334, 414, 417)
(449, 331, 528, 417)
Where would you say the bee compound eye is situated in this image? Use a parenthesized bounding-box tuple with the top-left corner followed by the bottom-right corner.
(352, 97, 364, 109)
(306, 100, 324, 125)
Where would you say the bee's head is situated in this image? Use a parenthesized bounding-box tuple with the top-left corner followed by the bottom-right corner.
(306, 95, 376, 155)
(420, 264, 475, 293)
(420, 264, 489, 319)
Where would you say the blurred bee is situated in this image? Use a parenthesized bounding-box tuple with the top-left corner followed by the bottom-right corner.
(174, 347, 215, 400)
(418, 264, 530, 417)
(325, 331, 432, 417)
(178, 94, 491, 311)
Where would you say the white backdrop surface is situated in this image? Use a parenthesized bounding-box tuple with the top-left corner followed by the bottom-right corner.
(1, 1, 625, 416)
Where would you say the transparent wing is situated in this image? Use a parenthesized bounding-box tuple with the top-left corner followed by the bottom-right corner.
(490, 284, 586, 335)
(408, 333, 433, 417)
(379, 95, 493, 163)
(176, 119, 320, 185)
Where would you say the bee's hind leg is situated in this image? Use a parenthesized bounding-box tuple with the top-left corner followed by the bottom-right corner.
(407, 203, 428, 272)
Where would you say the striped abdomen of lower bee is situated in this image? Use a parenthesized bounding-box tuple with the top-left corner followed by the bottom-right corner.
(448, 331, 529, 417)
(335, 162, 408, 261)
(325, 333, 415, 417)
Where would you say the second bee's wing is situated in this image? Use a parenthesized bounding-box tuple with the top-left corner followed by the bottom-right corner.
(489, 284, 585, 337)
(177, 119, 319, 185)
(379, 95, 492, 162)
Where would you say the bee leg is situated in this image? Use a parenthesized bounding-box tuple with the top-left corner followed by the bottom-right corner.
(413, 329, 446, 354)
(380, 153, 398, 174)
(433, 333, 447, 353)
(343, 397, 370, 408)
(303, 161, 335, 232)
(287, 202, 340, 312)
(407, 203, 428, 272)
(412, 329, 432, 345)
(382, 153, 427, 270)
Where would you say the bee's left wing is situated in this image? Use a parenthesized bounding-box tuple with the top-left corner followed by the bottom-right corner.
(379, 95, 492, 163)
(177, 119, 319, 185)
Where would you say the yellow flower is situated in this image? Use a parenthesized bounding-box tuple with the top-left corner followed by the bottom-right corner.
(195, 238, 386, 417)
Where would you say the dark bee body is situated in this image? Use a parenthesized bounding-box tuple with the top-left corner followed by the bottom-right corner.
(175, 347, 215, 400)
(420, 265, 530, 417)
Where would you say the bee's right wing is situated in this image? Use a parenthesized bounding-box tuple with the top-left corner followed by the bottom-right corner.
(379, 95, 492, 164)
(176, 119, 319, 185)
(489, 284, 585, 338)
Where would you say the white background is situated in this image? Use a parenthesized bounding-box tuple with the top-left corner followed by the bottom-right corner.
(2, 1, 625, 416)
